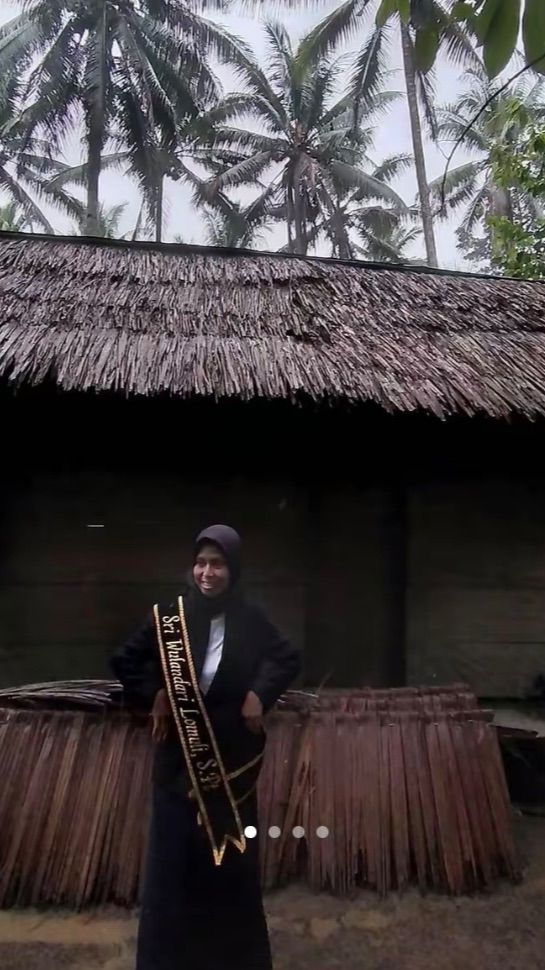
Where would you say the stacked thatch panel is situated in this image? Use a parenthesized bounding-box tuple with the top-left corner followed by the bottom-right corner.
(0, 682, 520, 905)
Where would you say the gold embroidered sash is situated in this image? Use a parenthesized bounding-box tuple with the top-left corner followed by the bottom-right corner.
(153, 596, 246, 866)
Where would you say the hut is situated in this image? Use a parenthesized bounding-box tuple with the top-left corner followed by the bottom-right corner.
(1, 230, 545, 699)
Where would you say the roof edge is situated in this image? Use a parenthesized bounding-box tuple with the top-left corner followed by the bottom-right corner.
(0, 228, 542, 286)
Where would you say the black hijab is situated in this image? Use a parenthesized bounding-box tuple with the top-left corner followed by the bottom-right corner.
(183, 523, 242, 676)
(195, 524, 241, 588)
(184, 524, 242, 651)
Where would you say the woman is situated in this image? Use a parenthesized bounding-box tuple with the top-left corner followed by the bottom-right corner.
(112, 524, 301, 970)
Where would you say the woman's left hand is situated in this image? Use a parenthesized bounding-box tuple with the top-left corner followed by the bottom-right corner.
(241, 690, 264, 733)
(151, 687, 171, 743)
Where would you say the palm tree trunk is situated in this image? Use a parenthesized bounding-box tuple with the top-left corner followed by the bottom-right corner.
(86, 142, 101, 236)
(155, 173, 164, 243)
(400, 23, 438, 268)
(85, 10, 108, 237)
(335, 211, 352, 259)
(293, 154, 307, 255)
(286, 174, 295, 253)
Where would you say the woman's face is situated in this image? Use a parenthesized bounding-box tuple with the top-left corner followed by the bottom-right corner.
(193, 543, 230, 598)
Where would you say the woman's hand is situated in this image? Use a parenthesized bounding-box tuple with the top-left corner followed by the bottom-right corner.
(241, 690, 264, 734)
(151, 687, 171, 743)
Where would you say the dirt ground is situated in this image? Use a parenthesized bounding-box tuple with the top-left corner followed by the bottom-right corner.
(1, 813, 544, 970)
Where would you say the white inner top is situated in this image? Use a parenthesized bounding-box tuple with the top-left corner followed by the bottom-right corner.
(199, 614, 225, 695)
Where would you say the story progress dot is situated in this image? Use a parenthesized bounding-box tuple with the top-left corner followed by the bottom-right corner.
(316, 826, 329, 839)
(244, 825, 257, 839)
(268, 826, 281, 839)
(292, 826, 305, 839)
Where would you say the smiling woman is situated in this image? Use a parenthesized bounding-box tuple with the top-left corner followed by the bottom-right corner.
(194, 539, 232, 599)
(111, 523, 301, 970)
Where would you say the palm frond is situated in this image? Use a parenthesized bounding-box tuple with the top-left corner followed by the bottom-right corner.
(45, 152, 130, 189)
(30, 175, 85, 223)
(431, 164, 483, 219)
(429, 161, 482, 202)
(14, 148, 66, 179)
(438, 113, 488, 153)
(354, 204, 399, 234)
(200, 92, 286, 136)
(299, 0, 367, 64)
(205, 151, 274, 195)
(372, 153, 413, 182)
(263, 21, 293, 95)
(328, 159, 408, 206)
(459, 182, 489, 236)
(350, 25, 393, 125)
(355, 230, 407, 261)
(0, 163, 54, 232)
(156, 5, 288, 133)
(20, 20, 84, 152)
(319, 94, 354, 129)
(199, 126, 285, 157)
(416, 64, 439, 141)
(362, 89, 403, 118)
(244, 177, 285, 228)
(0, 13, 42, 108)
(116, 17, 178, 155)
(126, 12, 219, 114)
(432, 1, 481, 70)
(0, 200, 28, 231)
(304, 55, 350, 132)
(115, 76, 158, 210)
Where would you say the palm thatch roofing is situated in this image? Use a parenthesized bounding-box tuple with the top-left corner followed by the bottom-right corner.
(0, 230, 544, 417)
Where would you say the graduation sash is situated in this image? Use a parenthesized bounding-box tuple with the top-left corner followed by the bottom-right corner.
(153, 596, 246, 866)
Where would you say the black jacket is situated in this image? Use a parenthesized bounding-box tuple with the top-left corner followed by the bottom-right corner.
(111, 594, 301, 793)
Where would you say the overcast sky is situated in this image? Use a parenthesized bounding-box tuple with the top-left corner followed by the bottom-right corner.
(1, 0, 478, 268)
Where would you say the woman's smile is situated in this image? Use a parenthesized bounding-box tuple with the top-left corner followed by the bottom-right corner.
(193, 544, 230, 597)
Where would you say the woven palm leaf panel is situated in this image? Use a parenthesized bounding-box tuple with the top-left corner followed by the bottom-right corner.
(0, 684, 520, 905)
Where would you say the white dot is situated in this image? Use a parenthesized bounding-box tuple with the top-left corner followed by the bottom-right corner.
(316, 826, 329, 839)
(268, 826, 281, 839)
(244, 825, 257, 839)
(292, 826, 305, 839)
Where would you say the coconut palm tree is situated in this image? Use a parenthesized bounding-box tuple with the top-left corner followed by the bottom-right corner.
(180, 154, 416, 259)
(298, 0, 478, 266)
(432, 67, 545, 266)
(354, 207, 422, 261)
(287, 196, 421, 260)
(193, 21, 407, 255)
(0, 0, 249, 238)
(284, 152, 414, 258)
(72, 200, 128, 238)
(0, 201, 30, 231)
(202, 204, 268, 249)
(171, 151, 275, 248)
(0, 106, 84, 232)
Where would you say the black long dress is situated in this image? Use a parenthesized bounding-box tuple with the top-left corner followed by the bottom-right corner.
(112, 590, 300, 970)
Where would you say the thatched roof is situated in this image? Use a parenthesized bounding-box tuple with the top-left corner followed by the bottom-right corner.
(0, 230, 544, 417)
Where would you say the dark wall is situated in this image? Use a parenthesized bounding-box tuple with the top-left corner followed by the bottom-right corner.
(2, 386, 545, 695)
(0, 389, 407, 690)
(407, 478, 545, 697)
(305, 484, 405, 687)
(0, 468, 306, 686)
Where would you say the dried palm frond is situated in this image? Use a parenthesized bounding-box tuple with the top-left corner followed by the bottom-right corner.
(0, 681, 521, 906)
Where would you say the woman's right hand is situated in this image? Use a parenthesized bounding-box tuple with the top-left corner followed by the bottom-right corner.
(241, 690, 264, 734)
(151, 688, 171, 743)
